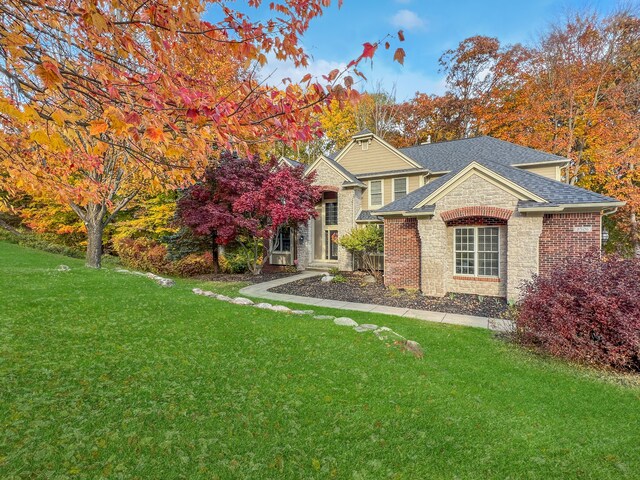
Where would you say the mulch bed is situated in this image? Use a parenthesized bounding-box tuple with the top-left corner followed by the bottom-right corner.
(194, 271, 297, 284)
(270, 272, 511, 319)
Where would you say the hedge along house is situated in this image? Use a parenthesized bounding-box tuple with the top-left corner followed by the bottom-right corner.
(278, 131, 624, 301)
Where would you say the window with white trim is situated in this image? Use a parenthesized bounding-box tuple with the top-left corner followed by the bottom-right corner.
(369, 180, 382, 207)
(393, 177, 408, 200)
(454, 226, 499, 277)
(274, 226, 291, 253)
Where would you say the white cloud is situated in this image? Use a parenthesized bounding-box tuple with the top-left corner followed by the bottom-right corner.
(391, 9, 426, 32)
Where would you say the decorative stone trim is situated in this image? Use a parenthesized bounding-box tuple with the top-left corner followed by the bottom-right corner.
(191, 287, 424, 358)
(440, 206, 512, 222)
(452, 276, 501, 283)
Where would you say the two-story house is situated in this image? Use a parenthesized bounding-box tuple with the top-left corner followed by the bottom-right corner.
(270, 130, 624, 301)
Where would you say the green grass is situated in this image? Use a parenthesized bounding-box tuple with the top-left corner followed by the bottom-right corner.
(1, 242, 639, 479)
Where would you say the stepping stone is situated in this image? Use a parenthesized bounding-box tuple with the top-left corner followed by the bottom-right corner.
(353, 323, 378, 332)
(290, 309, 314, 315)
(334, 317, 358, 327)
(216, 294, 232, 301)
(57, 265, 70, 272)
(202, 291, 217, 297)
(313, 315, 335, 320)
(232, 297, 254, 305)
(192, 288, 204, 295)
(254, 303, 273, 309)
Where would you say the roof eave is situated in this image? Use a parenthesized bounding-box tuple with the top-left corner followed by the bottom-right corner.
(518, 201, 626, 213)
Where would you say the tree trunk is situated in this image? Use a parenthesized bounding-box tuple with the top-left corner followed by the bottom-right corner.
(0, 218, 21, 236)
(631, 212, 640, 258)
(85, 219, 105, 269)
(210, 231, 220, 274)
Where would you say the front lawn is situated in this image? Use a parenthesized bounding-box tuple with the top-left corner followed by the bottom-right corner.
(1, 241, 639, 479)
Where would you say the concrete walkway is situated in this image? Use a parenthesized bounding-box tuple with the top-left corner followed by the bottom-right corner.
(239, 272, 511, 331)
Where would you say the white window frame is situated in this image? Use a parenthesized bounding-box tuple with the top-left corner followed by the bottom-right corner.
(368, 179, 384, 208)
(453, 226, 500, 278)
(272, 226, 292, 253)
(392, 177, 408, 201)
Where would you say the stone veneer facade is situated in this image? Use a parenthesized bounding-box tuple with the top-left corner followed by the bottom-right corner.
(301, 163, 604, 301)
(298, 160, 363, 270)
(383, 174, 551, 301)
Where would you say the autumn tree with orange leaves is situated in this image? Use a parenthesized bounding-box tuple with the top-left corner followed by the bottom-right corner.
(0, 0, 405, 267)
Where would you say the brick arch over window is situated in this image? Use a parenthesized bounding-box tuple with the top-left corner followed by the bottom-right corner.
(440, 206, 512, 225)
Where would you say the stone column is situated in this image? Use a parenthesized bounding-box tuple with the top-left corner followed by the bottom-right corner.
(337, 187, 361, 271)
(506, 212, 543, 302)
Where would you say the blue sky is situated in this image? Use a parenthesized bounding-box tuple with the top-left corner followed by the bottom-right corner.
(206, 0, 624, 100)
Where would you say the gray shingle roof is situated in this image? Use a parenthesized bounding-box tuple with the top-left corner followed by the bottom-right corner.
(356, 210, 383, 222)
(400, 136, 568, 171)
(378, 159, 621, 213)
(377, 171, 457, 212)
(282, 157, 303, 168)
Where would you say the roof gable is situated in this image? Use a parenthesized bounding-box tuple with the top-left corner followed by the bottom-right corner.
(377, 158, 622, 215)
(304, 155, 364, 187)
(334, 133, 422, 174)
(415, 162, 546, 208)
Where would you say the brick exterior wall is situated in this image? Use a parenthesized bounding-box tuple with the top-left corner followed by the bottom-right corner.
(384, 217, 421, 289)
(539, 212, 601, 276)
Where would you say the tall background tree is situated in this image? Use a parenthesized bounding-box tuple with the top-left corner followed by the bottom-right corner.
(0, 0, 405, 267)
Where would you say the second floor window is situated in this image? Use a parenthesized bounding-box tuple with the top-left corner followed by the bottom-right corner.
(369, 180, 382, 207)
(393, 177, 408, 200)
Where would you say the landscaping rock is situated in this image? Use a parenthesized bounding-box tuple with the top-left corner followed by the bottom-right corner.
(202, 291, 218, 297)
(353, 323, 378, 332)
(270, 305, 291, 312)
(362, 274, 376, 284)
(216, 294, 232, 302)
(145, 273, 175, 287)
(313, 315, 335, 320)
(232, 297, 254, 305)
(320, 275, 334, 282)
(192, 288, 204, 295)
(333, 317, 358, 327)
(56, 265, 71, 272)
(373, 326, 406, 343)
(156, 278, 176, 287)
(290, 309, 314, 315)
(254, 302, 273, 309)
(402, 340, 424, 359)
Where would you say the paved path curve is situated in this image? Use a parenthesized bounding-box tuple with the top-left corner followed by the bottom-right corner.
(240, 272, 511, 331)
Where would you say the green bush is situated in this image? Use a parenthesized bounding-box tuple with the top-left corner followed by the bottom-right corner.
(337, 225, 383, 276)
(220, 245, 255, 274)
(332, 274, 347, 283)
